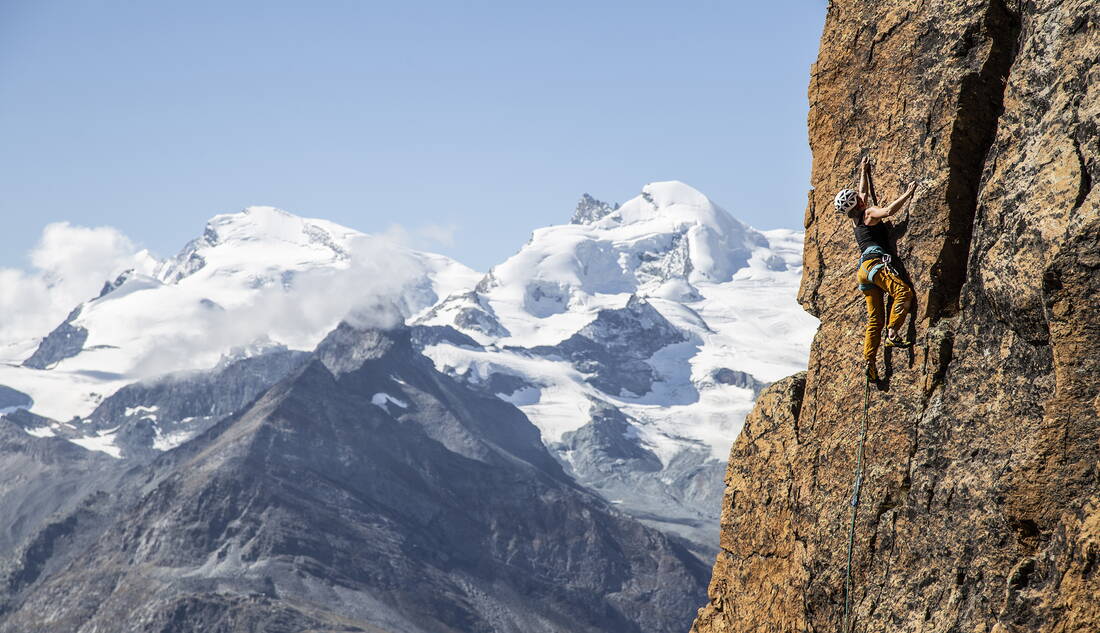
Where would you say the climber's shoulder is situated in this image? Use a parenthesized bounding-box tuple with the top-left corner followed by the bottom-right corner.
(864, 206, 890, 222)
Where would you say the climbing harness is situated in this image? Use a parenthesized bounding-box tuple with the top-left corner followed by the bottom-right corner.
(858, 245, 887, 263)
(857, 246, 892, 291)
(842, 379, 871, 633)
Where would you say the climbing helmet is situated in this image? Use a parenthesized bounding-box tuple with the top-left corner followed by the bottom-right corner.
(834, 188, 859, 214)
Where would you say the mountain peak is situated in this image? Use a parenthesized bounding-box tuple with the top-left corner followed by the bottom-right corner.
(314, 322, 413, 376)
(640, 180, 713, 209)
(568, 183, 728, 229)
(473, 181, 770, 317)
(611, 181, 741, 232)
(570, 193, 619, 225)
(203, 206, 347, 248)
(156, 207, 358, 285)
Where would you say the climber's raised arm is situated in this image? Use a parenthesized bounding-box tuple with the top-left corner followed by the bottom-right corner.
(866, 182, 916, 220)
(857, 156, 871, 199)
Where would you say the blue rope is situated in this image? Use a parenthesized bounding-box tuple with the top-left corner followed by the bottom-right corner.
(843, 379, 870, 633)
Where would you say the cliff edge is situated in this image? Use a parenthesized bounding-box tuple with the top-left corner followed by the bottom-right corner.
(692, 1, 1098, 631)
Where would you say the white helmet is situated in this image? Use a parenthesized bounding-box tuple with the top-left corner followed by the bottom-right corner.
(834, 189, 859, 214)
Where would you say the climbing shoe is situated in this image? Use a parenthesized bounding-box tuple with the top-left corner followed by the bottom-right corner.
(865, 361, 879, 382)
(883, 335, 913, 349)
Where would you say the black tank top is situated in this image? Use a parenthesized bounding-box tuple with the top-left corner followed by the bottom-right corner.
(853, 217, 890, 253)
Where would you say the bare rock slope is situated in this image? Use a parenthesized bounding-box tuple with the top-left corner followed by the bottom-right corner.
(1, 325, 708, 633)
(692, 1, 1098, 631)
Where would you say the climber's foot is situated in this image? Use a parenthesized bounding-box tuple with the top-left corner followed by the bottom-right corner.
(883, 335, 913, 349)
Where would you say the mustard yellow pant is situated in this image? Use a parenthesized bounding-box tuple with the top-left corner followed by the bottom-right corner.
(858, 258, 913, 361)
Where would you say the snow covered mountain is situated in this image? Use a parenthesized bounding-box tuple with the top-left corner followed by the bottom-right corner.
(0, 206, 479, 427)
(415, 181, 817, 552)
(0, 183, 816, 556)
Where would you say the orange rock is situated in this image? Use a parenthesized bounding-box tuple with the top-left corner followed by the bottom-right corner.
(692, 1, 1098, 631)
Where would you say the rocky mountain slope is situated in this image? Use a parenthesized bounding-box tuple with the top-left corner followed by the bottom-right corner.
(691, 1, 1098, 632)
(0, 324, 708, 633)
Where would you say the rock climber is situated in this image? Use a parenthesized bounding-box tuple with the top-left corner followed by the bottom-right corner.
(834, 156, 917, 382)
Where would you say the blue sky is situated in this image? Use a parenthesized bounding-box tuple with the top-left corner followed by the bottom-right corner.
(0, 1, 826, 272)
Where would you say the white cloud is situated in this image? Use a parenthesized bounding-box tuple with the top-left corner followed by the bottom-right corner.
(0, 223, 153, 350)
(1, 215, 455, 381)
(126, 233, 426, 378)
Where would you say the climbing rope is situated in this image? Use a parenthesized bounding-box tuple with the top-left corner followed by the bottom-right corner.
(842, 379, 871, 633)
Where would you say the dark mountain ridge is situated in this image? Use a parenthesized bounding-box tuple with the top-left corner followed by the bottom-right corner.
(1, 324, 707, 633)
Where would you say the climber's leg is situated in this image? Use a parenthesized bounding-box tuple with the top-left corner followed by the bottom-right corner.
(862, 288, 885, 362)
(857, 259, 886, 381)
(857, 260, 886, 360)
(862, 289, 884, 381)
(875, 266, 913, 346)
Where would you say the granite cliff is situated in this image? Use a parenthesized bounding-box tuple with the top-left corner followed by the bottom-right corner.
(692, 1, 1098, 631)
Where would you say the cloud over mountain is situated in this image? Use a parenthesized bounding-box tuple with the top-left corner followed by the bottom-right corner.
(0, 222, 155, 347)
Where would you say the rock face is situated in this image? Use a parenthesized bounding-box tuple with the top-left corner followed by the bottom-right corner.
(526, 296, 687, 397)
(81, 347, 310, 458)
(571, 193, 620, 225)
(21, 307, 88, 370)
(0, 419, 126, 559)
(692, 1, 1098, 632)
(0, 387, 31, 413)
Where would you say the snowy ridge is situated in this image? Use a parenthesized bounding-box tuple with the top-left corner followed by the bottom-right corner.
(0, 206, 479, 448)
